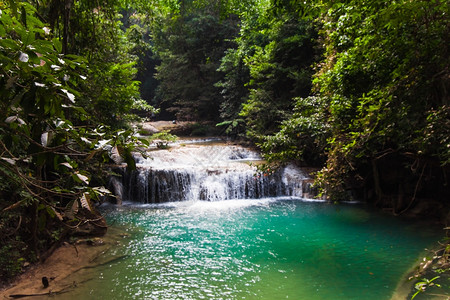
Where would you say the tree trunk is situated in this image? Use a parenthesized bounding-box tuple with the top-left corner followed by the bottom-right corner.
(371, 158, 383, 206)
(62, 0, 72, 54)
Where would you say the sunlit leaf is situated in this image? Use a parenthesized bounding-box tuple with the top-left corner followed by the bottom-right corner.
(1, 157, 16, 165)
(40, 131, 50, 146)
(18, 52, 29, 62)
(81, 137, 91, 145)
(5, 116, 26, 125)
(60, 89, 75, 102)
(75, 172, 89, 185)
(79, 193, 92, 211)
(96, 139, 112, 149)
(92, 186, 111, 196)
(60, 162, 73, 169)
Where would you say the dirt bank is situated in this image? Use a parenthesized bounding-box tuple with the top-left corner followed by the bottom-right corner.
(0, 227, 129, 299)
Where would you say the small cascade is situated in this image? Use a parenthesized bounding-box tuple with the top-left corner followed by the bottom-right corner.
(116, 144, 313, 203)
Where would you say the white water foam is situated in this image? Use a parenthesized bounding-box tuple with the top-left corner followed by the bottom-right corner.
(118, 145, 314, 203)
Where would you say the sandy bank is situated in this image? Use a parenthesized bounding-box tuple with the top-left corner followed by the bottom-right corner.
(0, 227, 129, 299)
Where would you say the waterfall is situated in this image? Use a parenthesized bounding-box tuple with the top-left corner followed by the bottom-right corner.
(116, 144, 314, 203)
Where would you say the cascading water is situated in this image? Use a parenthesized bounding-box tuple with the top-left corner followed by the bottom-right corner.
(115, 143, 314, 203)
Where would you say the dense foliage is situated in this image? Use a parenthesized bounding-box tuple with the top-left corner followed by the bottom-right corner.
(150, 2, 240, 121)
(0, 0, 150, 281)
(309, 0, 449, 204)
(146, 0, 448, 210)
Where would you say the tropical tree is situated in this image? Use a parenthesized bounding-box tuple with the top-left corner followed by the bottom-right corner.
(0, 1, 148, 281)
(216, 0, 319, 139)
(312, 0, 450, 204)
(259, 0, 449, 206)
(37, 0, 155, 126)
(151, 3, 239, 121)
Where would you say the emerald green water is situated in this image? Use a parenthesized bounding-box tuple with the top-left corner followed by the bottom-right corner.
(66, 199, 440, 299)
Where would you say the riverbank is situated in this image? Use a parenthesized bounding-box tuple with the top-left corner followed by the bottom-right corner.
(0, 227, 130, 299)
(392, 235, 450, 299)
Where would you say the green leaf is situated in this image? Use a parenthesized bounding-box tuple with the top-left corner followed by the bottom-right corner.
(121, 147, 136, 171)
(7, 0, 18, 17)
(138, 137, 150, 146)
(31, 39, 55, 53)
(0, 24, 5, 36)
(46, 206, 56, 218)
(52, 38, 62, 53)
(0, 38, 20, 50)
